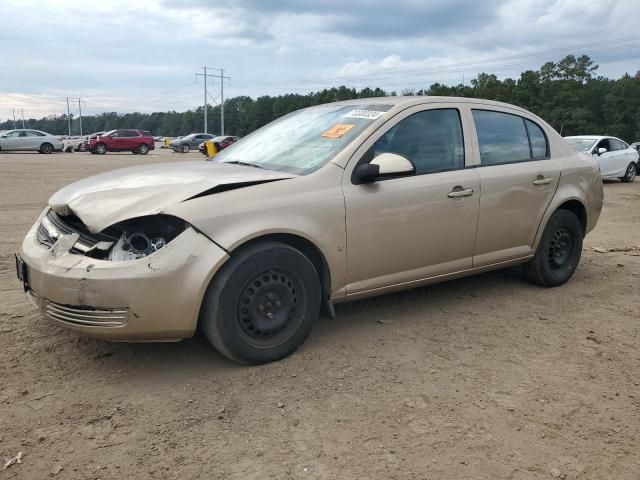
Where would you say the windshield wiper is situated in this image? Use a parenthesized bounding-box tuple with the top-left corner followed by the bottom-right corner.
(224, 160, 267, 170)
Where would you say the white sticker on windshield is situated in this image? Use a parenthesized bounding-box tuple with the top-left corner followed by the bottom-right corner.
(344, 109, 386, 120)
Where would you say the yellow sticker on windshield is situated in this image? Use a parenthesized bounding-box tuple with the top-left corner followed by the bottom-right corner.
(322, 124, 355, 138)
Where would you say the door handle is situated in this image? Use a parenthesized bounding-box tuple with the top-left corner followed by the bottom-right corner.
(447, 187, 474, 198)
(533, 176, 553, 185)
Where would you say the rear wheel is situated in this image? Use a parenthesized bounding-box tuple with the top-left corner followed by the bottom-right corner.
(524, 209, 583, 287)
(621, 162, 636, 183)
(94, 143, 107, 154)
(138, 144, 149, 155)
(182, 144, 190, 153)
(39, 143, 54, 154)
(200, 242, 321, 364)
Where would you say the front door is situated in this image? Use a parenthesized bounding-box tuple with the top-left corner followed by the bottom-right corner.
(596, 138, 626, 177)
(470, 109, 560, 266)
(342, 106, 480, 296)
(1, 130, 23, 151)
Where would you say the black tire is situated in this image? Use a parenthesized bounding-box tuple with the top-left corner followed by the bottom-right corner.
(200, 242, 321, 364)
(40, 143, 54, 154)
(94, 143, 107, 154)
(524, 209, 583, 287)
(621, 162, 637, 183)
(182, 144, 190, 153)
(138, 144, 149, 155)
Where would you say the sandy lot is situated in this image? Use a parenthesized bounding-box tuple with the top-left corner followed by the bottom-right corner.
(1, 149, 639, 479)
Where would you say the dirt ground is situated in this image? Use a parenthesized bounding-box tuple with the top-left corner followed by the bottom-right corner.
(1, 148, 639, 479)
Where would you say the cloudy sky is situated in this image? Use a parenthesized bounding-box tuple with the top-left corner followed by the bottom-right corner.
(1, 0, 639, 121)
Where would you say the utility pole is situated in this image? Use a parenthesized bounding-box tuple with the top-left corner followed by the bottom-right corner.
(196, 67, 230, 135)
(21, 109, 25, 129)
(77, 98, 83, 136)
(66, 97, 72, 136)
(196, 67, 215, 133)
(12, 109, 16, 129)
(67, 97, 83, 135)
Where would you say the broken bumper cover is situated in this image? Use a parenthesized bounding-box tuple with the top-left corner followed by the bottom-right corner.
(19, 221, 229, 341)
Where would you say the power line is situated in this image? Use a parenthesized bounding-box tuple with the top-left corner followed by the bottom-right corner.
(251, 35, 640, 89)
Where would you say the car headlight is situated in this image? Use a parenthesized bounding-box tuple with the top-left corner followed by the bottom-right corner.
(108, 215, 188, 261)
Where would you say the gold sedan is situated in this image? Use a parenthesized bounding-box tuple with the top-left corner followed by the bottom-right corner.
(17, 97, 603, 364)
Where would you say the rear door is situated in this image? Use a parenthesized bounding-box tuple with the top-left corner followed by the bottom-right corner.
(471, 109, 560, 266)
(612, 139, 636, 173)
(25, 130, 45, 150)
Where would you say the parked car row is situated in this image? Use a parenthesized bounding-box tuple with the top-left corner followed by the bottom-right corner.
(565, 135, 639, 182)
(0, 129, 64, 153)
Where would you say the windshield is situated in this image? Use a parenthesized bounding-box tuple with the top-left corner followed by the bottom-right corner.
(565, 137, 596, 152)
(216, 104, 392, 174)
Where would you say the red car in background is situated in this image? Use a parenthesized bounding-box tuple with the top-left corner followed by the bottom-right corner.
(198, 135, 239, 156)
(89, 129, 155, 155)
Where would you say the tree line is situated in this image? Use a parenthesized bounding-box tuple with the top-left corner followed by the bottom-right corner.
(2, 55, 639, 142)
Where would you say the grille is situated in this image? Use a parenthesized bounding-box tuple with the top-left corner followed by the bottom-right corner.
(36, 209, 117, 254)
(26, 289, 129, 327)
(43, 299, 129, 327)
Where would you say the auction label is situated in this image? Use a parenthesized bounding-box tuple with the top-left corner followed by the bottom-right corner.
(344, 109, 386, 120)
(322, 124, 355, 138)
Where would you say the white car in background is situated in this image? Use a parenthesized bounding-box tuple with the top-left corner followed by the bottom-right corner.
(0, 129, 64, 154)
(565, 135, 638, 182)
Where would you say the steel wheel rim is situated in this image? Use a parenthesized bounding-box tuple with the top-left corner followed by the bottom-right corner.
(548, 227, 573, 270)
(236, 268, 303, 348)
(139, 145, 148, 154)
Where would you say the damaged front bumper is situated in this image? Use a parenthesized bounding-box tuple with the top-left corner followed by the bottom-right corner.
(19, 214, 229, 341)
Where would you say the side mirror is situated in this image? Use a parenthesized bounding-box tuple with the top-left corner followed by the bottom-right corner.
(598, 147, 607, 155)
(354, 152, 416, 183)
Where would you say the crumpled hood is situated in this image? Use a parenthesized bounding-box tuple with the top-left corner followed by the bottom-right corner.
(49, 161, 296, 233)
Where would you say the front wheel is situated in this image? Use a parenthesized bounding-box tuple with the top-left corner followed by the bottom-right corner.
(524, 209, 583, 287)
(39, 143, 54, 154)
(94, 143, 107, 154)
(200, 242, 321, 364)
(182, 144, 190, 153)
(621, 162, 637, 183)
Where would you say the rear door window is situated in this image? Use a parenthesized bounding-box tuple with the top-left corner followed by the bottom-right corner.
(610, 139, 626, 151)
(524, 120, 549, 159)
(472, 110, 530, 165)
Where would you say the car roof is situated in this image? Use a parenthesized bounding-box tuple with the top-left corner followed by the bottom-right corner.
(564, 135, 622, 142)
(3, 128, 48, 134)
(330, 95, 535, 112)
(564, 136, 604, 141)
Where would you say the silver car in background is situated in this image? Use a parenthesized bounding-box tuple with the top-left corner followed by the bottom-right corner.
(170, 133, 215, 152)
(0, 129, 64, 154)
